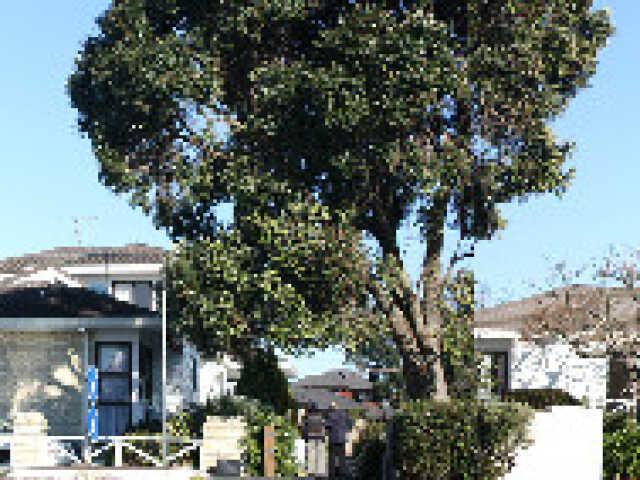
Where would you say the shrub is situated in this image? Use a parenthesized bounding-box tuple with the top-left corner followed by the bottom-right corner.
(603, 411, 640, 480)
(503, 388, 582, 411)
(168, 395, 300, 477)
(118, 395, 299, 474)
(352, 420, 388, 480)
(392, 398, 533, 480)
(604, 409, 633, 434)
(234, 347, 298, 417)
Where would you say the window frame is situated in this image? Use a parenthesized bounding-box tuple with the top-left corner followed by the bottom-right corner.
(482, 350, 509, 400)
(111, 280, 153, 309)
(192, 357, 198, 393)
(95, 342, 132, 432)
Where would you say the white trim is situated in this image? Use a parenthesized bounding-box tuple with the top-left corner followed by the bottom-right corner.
(61, 264, 163, 276)
(0, 317, 161, 330)
(10, 267, 82, 288)
(474, 327, 521, 339)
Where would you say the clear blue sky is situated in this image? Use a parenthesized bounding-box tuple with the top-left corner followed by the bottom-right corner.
(0, 1, 630, 379)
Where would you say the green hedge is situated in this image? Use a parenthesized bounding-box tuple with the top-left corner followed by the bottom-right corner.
(503, 388, 582, 411)
(603, 410, 640, 479)
(392, 399, 533, 480)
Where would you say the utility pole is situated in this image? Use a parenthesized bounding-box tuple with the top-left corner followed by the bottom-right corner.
(162, 280, 167, 467)
(72, 216, 98, 246)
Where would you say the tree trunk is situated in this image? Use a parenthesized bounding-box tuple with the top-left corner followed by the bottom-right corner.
(399, 194, 450, 402)
(423, 194, 449, 402)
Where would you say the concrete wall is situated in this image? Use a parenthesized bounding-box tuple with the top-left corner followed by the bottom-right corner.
(0, 331, 85, 436)
(502, 406, 602, 480)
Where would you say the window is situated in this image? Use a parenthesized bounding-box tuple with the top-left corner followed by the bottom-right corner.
(87, 281, 108, 295)
(139, 344, 153, 403)
(192, 358, 198, 392)
(96, 343, 131, 435)
(608, 354, 635, 400)
(481, 351, 508, 400)
(112, 281, 153, 310)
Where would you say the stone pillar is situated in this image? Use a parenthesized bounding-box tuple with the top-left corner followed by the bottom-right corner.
(10, 412, 52, 468)
(200, 415, 247, 475)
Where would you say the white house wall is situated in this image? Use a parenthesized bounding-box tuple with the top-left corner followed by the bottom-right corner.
(475, 328, 607, 408)
(510, 340, 607, 408)
(160, 338, 201, 416)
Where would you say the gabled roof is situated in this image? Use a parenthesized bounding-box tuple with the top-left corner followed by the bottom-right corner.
(293, 369, 372, 390)
(474, 284, 640, 337)
(0, 284, 157, 318)
(290, 385, 393, 419)
(0, 244, 167, 275)
(290, 385, 364, 411)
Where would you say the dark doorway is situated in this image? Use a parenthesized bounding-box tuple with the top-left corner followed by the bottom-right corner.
(488, 351, 508, 399)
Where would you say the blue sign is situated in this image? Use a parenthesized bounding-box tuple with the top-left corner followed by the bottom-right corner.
(88, 365, 98, 441)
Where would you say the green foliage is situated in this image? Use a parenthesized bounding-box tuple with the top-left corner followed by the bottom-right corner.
(604, 409, 633, 435)
(392, 398, 533, 480)
(168, 395, 300, 477)
(69, 0, 613, 400)
(439, 270, 479, 400)
(603, 411, 640, 480)
(234, 347, 298, 417)
(352, 420, 388, 480)
(503, 388, 582, 411)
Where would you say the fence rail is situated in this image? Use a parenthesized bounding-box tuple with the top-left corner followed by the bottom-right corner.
(37, 435, 202, 468)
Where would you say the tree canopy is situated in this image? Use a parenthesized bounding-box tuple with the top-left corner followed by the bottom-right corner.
(69, 0, 613, 400)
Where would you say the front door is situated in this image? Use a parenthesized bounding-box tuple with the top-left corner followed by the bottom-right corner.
(96, 342, 132, 436)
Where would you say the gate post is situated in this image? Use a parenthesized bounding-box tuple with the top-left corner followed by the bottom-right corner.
(263, 425, 275, 477)
(114, 439, 122, 467)
(10, 412, 51, 468)
(201, 416, 247, 475)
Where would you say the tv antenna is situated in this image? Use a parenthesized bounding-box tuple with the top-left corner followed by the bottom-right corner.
(72, 216, 98, 246)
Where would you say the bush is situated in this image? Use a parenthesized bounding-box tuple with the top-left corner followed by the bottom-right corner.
(503, 388, 582, 411)
(604, 409, 632, 434)
(392, 398, 533, 480)
(118, 395, 300, 474)
(352, 420, 388, 480)
(603, 411, 640, 480)
(169, 395, 300, 477)
(235, 347, 298, 417)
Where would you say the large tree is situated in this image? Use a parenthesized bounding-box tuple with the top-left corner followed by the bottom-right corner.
(68, 0, 612, 400)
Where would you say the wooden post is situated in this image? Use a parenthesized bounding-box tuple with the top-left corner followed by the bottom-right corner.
(263, 425, 276, 477)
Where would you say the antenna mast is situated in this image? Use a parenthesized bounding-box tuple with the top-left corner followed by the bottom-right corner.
(72, 216, 98, 246)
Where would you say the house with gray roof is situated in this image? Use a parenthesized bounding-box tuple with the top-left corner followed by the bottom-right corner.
(290, 369, 393, 419)
(474, 284, 640, 411)
(0, 244, 300, 465)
